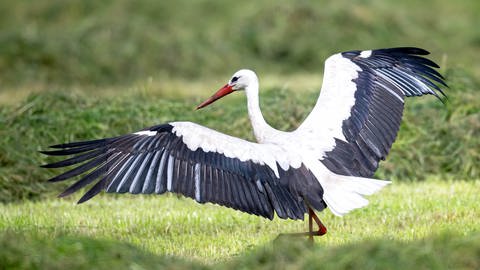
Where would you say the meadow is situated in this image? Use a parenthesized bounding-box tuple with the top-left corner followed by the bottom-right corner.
(1, 0, 479, 269)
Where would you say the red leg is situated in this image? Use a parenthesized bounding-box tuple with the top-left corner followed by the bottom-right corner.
(308, 208, 313, 242)
(309, 208, 327, 236)
(276, 207, 327, 241)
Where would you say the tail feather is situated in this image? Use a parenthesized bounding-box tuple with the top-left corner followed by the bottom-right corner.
(304, 159, 391, 216)
(322, 174, 390, 216)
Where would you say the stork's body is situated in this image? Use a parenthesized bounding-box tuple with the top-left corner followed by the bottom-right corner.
(42, 48, 446, 240)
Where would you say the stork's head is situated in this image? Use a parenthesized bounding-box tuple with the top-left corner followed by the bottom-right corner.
(196, 69, 257, 109)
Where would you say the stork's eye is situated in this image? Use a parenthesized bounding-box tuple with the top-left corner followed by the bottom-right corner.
(231, 76, 239, 83)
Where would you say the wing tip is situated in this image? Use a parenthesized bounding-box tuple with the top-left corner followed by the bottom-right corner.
(48, 176, 63, 182)
(341, 47, 430, 59)
(77, 195, 91, 204)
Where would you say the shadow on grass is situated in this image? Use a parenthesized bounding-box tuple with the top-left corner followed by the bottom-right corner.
(0, 231, 204, 270)
(230, 232, 480, 270)
(2, 230, 478, 270)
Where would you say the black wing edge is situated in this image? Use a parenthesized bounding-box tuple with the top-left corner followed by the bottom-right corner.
(342, 47, 448, 102)
(321, 47, 448, 178)
(39, 124, 174, 202)
(40, 123, 326, 221)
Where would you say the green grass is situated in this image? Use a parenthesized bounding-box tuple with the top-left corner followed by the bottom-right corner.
(1, 232, 479, 270)
(0, 0, 479, 87)
(231, 232, 480, 270)
(1, 180, 479, 268)
(1, 1, 479, 268)
(0, 233, 200, 270)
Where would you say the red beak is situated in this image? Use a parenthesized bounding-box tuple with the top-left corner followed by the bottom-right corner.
(196, 84, 234, 110)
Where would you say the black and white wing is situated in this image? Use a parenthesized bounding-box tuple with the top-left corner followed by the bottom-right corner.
(41, 122, 327, 220)
(298, 47, 447, 177)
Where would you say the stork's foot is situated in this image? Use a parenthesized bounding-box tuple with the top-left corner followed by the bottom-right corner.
(275, 207, 327, 243)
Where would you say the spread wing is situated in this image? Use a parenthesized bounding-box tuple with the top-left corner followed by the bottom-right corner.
(41, 122, 327, 220)
(298, 47, 447, 177)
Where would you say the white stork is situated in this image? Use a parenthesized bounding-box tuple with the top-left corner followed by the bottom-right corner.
(41, 47, 446, 240)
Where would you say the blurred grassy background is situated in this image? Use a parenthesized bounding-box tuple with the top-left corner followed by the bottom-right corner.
(0, 1, 479, 268)
(0, 0, 479, 88)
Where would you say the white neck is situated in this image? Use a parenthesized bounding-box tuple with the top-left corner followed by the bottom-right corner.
(245, 81, 275, 142)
